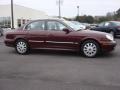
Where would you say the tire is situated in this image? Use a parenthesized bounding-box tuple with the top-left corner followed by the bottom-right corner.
(15, 39, 29, 54)
(81, 40, 100, 58)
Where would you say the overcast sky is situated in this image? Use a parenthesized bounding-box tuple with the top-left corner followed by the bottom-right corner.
(0, 0, 120, 17)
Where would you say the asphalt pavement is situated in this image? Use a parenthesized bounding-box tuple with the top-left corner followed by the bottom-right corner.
(0, 36, 120, 90)
(0, 36, 4, 43)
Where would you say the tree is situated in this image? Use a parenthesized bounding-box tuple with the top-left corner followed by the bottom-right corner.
(116, 8, 120, 17)
(86, 16, 94, 23)
(75, 15, 94, 24)
(98, 17, 109, 23)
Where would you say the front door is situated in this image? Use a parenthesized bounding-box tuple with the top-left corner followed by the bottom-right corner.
(45, 20, 79, 49)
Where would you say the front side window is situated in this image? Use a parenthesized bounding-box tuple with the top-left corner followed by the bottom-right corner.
(47, 21, 67, 31)
(26, 21, 45, 30)
(56, 22, 67, 30)
(47, 21, 58, 30)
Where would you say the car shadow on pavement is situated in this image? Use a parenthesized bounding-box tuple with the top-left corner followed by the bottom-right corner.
(6, 46, 118, 60)
(30, 49, 80, 57)
(24, 49, 117, 59)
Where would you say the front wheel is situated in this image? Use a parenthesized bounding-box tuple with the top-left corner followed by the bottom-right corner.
(15, 39, 29, 54)
(81, 40, 100, 58)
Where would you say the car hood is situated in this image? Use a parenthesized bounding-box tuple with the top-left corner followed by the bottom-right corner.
(78, 30, 108, 35)
(75, 30, 108, 37)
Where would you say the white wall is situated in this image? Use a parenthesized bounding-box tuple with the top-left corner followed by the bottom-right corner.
(0, 4, 50, 28)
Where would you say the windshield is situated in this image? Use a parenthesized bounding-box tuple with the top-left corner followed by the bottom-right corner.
(71, 21, 83, 26)
(112, 21, 120, 26)
(63, 20, 81, 31)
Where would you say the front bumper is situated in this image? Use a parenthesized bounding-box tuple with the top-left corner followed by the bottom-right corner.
(101, 40, 116, 52)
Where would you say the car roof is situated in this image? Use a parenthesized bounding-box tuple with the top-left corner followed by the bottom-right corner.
(107, 21, 120, 23)
(21, 18, 73, 30)
(31, 18, 65, 22)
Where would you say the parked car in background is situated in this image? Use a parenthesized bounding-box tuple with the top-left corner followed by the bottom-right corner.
(90, 24, 98, 29)
(82, 23, 91, 29)
(0, 27, 3, 36)
(91, 21, 120, 37)
(71, 21, 86, 30)
(4, 19, 116, 57)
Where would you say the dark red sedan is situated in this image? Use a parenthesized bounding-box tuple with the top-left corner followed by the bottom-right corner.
(4, 19, 116, 57)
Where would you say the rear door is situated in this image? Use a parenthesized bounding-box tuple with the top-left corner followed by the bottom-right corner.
(25, 20, 48, 48)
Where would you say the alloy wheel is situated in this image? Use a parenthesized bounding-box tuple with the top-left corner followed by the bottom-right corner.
(16, 40, 29, 54)
(81, 40, 99, 57)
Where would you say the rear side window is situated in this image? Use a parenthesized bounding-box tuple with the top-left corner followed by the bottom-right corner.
(26, 21, 45, 30)
(104, 22, 110, 27)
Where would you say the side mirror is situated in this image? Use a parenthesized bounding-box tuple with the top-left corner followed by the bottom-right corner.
(63, 28, 70, 33)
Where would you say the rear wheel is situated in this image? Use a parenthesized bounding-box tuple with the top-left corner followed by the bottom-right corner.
(81, 40, 100, 57)
(15, 39, 29, 54)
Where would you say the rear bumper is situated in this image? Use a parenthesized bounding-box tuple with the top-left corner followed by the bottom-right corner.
(101, 41, 116, 52)
(4, 39, 14, 47)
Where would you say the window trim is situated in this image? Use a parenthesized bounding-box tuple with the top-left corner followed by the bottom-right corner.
(23, 20, 73, 31)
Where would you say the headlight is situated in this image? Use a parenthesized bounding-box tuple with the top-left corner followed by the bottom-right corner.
(106, 34, 114, 41)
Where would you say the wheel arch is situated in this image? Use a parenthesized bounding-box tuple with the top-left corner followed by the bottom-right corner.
(80, 38, 101, 49)
(109, 28, 116, 33)
(14, 38, 29, 46)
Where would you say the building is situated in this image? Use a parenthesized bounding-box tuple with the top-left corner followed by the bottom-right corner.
(0, 4, 50, 28)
